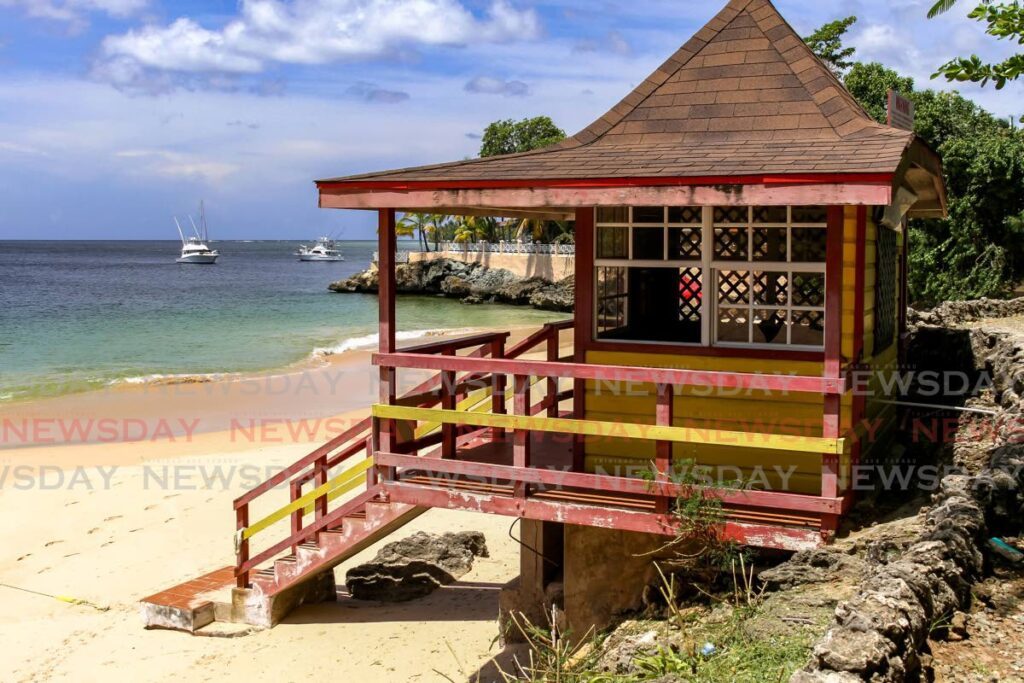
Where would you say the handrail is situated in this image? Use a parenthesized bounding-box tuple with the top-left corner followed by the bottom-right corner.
(373, 353, 846, 394)
(399, 330, 510, 355)
(372, 404, 845, 455)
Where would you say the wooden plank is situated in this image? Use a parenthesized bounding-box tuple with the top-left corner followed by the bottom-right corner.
(371, 404, 845, 454)
(655, 383, 674, 514)
(374, 352, 846, 394)
(399, 331, 509, 355)
(513, 374, 531, 498)
(574, 207, 594, 473)
(380, 481, 823, 551)
(375, 452, 844, 513)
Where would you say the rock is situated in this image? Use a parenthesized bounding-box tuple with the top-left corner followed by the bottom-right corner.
(329, 258, 574, 312)
(812, 627, 894, 675)
(461, 294, 483, 305)
(594, 620, 675, 675)
(345, 531, 488, 602)
(759, 548, 866, 591)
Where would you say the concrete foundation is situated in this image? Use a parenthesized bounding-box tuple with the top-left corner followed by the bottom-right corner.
(232, 570, 337, 628)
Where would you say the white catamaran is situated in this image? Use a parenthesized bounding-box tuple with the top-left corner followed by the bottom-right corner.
(175, 202, 220, 264)
(296, 236, 344, 262)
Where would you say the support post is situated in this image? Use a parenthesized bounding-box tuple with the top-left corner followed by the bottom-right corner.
(377, 209, 397, 456)
(546, 327, 559, 417)
(821, 206, 845, 538)
(850, 206, 868, 503)
(441, 351, 456, 459)
(655, 382, 674, 514)
(573, 207, 594, 472)
(236, 505, 249, 588)
(513, 374, 532, 499)
(491, 336, 506, 441)
(290, 479, 303, 553)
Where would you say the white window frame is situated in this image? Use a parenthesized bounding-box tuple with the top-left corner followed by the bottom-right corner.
(592, 205, 828, 351)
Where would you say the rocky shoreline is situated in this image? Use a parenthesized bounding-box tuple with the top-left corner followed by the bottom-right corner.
(328, 258, 574, 312)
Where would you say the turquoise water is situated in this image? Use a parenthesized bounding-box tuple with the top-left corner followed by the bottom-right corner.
(0, 240, 564, 402)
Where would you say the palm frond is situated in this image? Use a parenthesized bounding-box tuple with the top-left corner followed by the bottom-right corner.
(928, 0, 958, 18)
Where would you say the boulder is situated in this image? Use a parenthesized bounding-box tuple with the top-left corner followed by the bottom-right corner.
(345, 531, 488, 602)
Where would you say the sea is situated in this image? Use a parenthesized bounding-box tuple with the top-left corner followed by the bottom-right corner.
(0, 240, 564, 403)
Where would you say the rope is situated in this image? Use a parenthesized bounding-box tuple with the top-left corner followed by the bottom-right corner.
(507, 518, 559, 568)
(0, 583, 109, 611)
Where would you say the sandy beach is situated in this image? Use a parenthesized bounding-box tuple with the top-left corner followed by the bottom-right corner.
(0, 326, 570, 682)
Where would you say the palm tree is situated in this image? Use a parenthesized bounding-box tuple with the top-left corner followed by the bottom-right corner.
(397, 212, 442, 252)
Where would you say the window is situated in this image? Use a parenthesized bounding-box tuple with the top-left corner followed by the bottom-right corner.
(594, 205, 827, 350)
(594, 206, 704, 344)
(873, 224, 898, 353)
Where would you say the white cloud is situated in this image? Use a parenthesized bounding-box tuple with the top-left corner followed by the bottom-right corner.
(464, 75, 529, 96)
(0, 0, 146, 24)
(96, 0, 540, 90)
(345, 81, 410, 103)
(114, 149, 241, 182)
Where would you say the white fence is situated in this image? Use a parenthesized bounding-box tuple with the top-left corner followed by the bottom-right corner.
(434, 241, 575, 255)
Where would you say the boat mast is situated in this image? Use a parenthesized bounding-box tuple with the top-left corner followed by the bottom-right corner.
(173, 217, 186, 245)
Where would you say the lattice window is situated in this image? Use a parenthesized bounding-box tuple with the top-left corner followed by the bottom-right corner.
(594, 206, 702, 344)
(874, 225, 898, 353)
(711, 206, 826, 348)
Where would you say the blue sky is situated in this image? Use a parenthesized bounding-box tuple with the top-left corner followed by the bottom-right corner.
(0, 0, 1021, 240)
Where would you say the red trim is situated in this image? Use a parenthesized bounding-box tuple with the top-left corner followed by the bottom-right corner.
(821, 206, 845, 534)
(574, 208, 594, 472)
(317, 173, 894, 193)
(853, 206, 867, 362)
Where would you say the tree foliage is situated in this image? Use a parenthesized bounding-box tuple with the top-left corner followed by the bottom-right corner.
(803, 16, 859, 74)
(479, 116, 566, 157)
(929, 0, 1024, 89)
(843, 62, 914, 123)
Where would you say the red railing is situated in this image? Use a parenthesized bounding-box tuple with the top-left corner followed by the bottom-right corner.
(231, 321, 571, 588)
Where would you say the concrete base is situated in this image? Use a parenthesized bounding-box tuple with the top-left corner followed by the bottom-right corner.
(140, 599, 216, 633)
(232, 570, 337, 628)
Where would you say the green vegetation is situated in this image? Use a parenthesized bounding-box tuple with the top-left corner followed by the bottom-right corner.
(480, 116, 567, 157)
(802, 15, 858, 74)
(928, 0, 1024, 89)
(807, 17, 1024, 305)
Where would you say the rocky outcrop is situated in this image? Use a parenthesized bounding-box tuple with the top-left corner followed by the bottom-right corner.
(328, 259, 574, 312)
(345, 531, 489, 602)
(793, 300, 1024, 683)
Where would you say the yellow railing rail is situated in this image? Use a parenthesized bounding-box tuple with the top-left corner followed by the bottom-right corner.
(373, 404, 844, 455)
(242, 458, 372, 541)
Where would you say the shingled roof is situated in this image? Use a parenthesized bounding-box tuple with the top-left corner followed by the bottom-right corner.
(319, 0, 919, 185)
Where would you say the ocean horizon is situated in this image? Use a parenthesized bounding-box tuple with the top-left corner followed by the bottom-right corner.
(0, 239, 563, 403)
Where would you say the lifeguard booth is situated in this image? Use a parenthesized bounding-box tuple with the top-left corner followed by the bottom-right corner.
(143, 0, 946, 633)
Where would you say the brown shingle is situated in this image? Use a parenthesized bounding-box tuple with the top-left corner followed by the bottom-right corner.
(319, 0, 915, 185)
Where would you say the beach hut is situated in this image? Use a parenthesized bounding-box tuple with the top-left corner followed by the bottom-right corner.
(144, 0, 947, 634)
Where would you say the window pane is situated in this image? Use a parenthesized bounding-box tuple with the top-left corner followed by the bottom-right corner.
(752, 206, 787, 223)
(791, 206, 827, 224)
(717, 308, 749, 343)
(717, 270, 750, 305)
(596, 206, 628, 223)
(668, 206, 702, 223)
(792, 273, 825, 307)
(713, 228, 748, 261)
(633, 206, 664, 223)
(752, 228, 787, 262)
(792, 228, 827, 262)
(678, 267, 702, 325)
(632, 227, 664, 260)
(792, 310, 825, 347)
(753, 271, 788, 306)
(596, 226, 628, 259)
(668, 227, 702, 260)
(713, 206, 747, 224)
(753, 309, 788, 345)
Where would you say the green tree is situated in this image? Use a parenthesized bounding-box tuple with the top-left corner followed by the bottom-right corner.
(803, 16, 859, 74)
(479, 116, 566, 157)
(843, 62, 914, 123)
(929, 1, 1024, 89)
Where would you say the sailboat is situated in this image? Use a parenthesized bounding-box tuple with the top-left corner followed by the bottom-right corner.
(175, 201, 220, 264)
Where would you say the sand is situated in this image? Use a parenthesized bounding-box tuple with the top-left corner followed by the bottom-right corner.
(0, 326, 571, 682)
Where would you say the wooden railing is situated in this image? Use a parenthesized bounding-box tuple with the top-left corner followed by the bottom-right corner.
(370, 350, 848, 526)
(231, 321, 571, 588)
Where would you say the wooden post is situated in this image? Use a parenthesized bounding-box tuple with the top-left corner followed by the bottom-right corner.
(290, 479, 303, 553)
(378, 209, 397, 456)
(513, 374, 532, 499)
(572, 207, 594, 472)
(236, 505, 249, 588)
(441, 350, 456, 459)
(850, 206, 868, 504)
(655, 382, 674, 514)
(546, 326, 559, 417)
(821, 206, 845, 537)
(491, 336, 506, 441)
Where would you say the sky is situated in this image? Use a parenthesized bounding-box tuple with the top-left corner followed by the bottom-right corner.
(0, 0, 1021, 240)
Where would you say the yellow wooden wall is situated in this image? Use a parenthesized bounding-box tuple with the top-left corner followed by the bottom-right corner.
(583, 207, 875, 496)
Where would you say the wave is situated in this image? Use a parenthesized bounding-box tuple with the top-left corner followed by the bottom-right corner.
(106, 372, 240, 388)
(311, 328, 469, 358)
